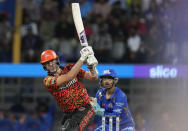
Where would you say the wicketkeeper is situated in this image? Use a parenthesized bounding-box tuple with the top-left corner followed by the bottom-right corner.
(94, 69, 135, 131)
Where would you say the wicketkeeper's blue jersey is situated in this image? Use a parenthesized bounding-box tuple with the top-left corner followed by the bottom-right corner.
(94, 87, 135, 130)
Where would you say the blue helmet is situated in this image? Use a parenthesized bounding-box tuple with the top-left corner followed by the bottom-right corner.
(99, 69, 118, 88)
(100, 69, 117, 78)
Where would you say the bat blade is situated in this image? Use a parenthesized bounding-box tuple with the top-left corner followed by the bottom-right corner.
(72, 3, 88, 47)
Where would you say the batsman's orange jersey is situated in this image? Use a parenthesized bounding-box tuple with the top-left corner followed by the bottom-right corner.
(43, 64, 90, 112)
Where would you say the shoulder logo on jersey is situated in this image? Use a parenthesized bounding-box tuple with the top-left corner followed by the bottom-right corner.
(45, 76, 55, 86)
(59, 78, 77, 90)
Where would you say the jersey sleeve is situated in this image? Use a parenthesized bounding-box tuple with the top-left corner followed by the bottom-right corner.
(77, 68, 86, 78)
(105, 91, 127, 116)
(43, 75, 58, 92)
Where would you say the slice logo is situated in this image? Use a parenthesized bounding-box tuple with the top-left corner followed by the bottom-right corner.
(149, 65, 178, 78)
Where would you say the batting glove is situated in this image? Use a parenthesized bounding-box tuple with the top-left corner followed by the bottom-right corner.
(80, 46, 94, 61)
(87, 54, 98, 66)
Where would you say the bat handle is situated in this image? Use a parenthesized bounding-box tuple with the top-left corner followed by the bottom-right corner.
(87, 65, 94, 69)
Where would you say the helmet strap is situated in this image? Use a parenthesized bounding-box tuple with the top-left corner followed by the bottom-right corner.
(42, 64, 47, 71)
(114, 78, 118, 86)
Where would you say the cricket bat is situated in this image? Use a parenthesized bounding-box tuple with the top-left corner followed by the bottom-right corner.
(72, 2, 98, 68)
(72, 2, 88, 47)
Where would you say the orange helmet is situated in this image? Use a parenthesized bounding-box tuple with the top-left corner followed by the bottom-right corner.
(40, 49, 58, 64)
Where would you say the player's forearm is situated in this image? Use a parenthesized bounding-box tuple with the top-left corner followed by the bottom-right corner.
(89, 72, 98, 81)
(66, 60, 83, 79)
(84, 70, 98, 81)
(89, 66, 98, 77)
(90, 75, 98, 81)
(87, 65, 98, 81)
(56, 60, 83, 86)
(87, 54, 98, 78)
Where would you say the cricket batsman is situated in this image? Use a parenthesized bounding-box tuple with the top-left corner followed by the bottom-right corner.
(94, 69, 135, 131)
(40, 46, 98, 131)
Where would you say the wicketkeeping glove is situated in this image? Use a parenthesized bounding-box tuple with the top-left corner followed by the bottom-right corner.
(90, 97, 104, 116)
(93, 103, 105, 116)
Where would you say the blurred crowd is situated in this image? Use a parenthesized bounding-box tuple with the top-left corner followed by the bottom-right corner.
(0, 101, 55, 131)
(0, 92, 182, 131)
(1, 0, 188, 64)
(133, 105, 180, 131)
